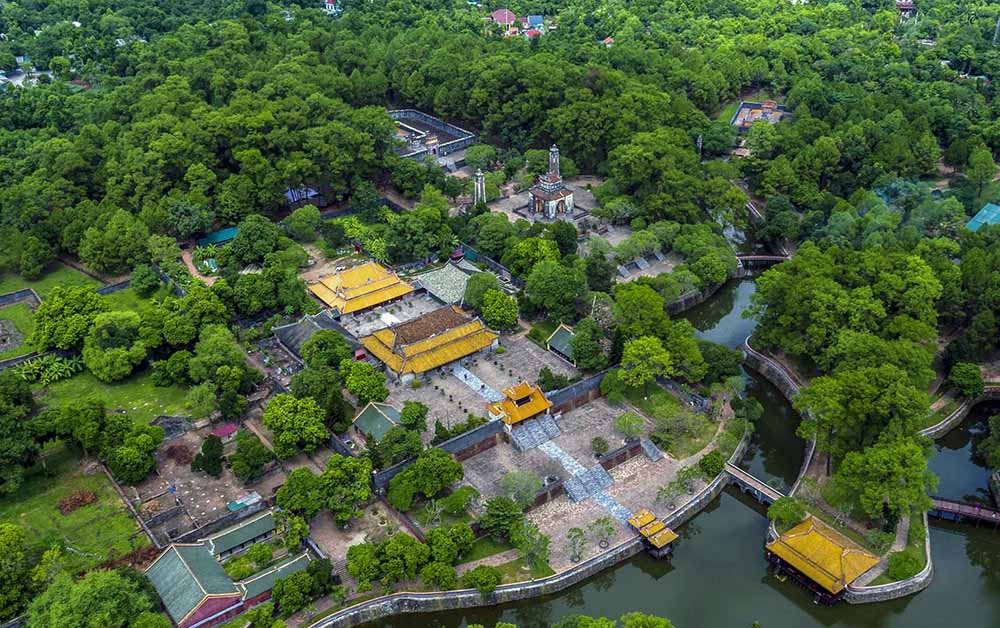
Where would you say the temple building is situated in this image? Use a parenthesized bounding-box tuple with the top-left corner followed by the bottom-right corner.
(360, 305, 498, 380)
(627, 509, 678, 559)
(487, 382, 553, 425)
(308, 261, 414, 315)
(765, 515, 878, 604)
(529, 145, 574, 220)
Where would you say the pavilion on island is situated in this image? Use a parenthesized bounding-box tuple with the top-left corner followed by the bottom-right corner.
(765, 515, 878, 604)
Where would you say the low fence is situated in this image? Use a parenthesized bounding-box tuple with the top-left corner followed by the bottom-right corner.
(459, 242, 524, 288)
(96, 279, 130, 295)
(0, 349, 48, 371)
(0, 287, 40, 308)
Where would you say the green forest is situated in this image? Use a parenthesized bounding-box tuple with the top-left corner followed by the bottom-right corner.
(1, 0, 1000, 625)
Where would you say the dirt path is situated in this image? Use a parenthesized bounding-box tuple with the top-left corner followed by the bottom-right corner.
(180, 249, 216, 286)
(455, 549, 520, 575)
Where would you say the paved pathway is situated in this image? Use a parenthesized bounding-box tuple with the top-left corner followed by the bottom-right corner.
(537, 441, 631, 524)
(853, 516, 910, 586)
(451, 365, 504, 402)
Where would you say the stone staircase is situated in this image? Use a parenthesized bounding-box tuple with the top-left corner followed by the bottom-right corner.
(641, 438, 664, 462)
(510, 415, 561, 452)
(537, 414, 561, 440)
(451, 365, 504, 402)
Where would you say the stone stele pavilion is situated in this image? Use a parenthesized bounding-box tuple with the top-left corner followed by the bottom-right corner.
(528, 144, 574, 220)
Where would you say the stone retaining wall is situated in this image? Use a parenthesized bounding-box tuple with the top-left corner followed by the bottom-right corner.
(919, 387, 1000, 439)
(309, 421, 753, 628)
(844, 512, 934, 604)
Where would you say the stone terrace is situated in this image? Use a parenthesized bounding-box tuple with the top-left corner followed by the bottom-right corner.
(338, 293, 441, 338)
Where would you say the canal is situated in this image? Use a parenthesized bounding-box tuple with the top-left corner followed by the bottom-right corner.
(375, 279, 1000, 628)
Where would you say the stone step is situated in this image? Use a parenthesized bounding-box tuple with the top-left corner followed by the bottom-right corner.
(537, 414, 561, 440)
(592, 492, 631, 524)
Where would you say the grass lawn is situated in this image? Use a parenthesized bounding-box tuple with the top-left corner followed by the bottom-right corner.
(718, 101, 739, 123)
(413, 503, 473, 529)
(0, 263, 100, 298)
(40, 370, 189, 423)
(0, 448, 148, 573)
(494, 557, 555, 583)
(462, 536, 513, 562)
(0, 301, 35, 359)
(527, 319, 559, 348)
(102, 285, 173, 312)
(625, 383, 715, 457)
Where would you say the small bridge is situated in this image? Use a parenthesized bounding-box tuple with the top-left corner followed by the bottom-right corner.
(930, 496, 1000, 528)
(736, 254, 790, 265)
(725, 462, 785, 505)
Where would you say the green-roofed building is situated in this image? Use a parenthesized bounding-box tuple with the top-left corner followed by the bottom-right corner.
(546, 323, 576, 365)
(145, 543, 243, 628)
(197, 226, 239, 247)
(352, 401, 401, 442)
(968, 202, 1000, 232)
(237, 553, 311, 600)
(203, 510, 275, 560)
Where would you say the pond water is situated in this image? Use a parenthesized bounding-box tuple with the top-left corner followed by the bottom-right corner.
(373, 279, 1000, 628)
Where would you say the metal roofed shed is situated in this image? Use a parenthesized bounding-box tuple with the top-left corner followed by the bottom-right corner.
(968, 202, 1000, 232)
(352, 401, 401, 441)
(197, 226, 239, 248)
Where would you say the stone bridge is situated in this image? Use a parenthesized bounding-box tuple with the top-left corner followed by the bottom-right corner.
(725, 462, 785, 505)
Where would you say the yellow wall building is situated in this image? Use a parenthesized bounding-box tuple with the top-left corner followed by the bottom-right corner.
(308, 261, 413, 315)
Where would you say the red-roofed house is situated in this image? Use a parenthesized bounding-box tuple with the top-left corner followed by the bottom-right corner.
(525, 28, 542, 38)
(490, 8, 517, 26)
(210, 423, 238, 443)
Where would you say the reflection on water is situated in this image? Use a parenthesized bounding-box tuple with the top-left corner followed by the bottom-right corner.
(930, 402, 1000, 505)
(682, 279, 757, 349)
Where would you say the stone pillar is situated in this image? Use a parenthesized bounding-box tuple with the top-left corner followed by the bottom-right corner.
(473, 169, 486, 206)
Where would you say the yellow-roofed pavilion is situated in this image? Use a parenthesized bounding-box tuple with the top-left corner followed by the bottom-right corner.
(308, 261, 413, 314)
(487, 382, 552, 425)
(765, 515, 878, 602)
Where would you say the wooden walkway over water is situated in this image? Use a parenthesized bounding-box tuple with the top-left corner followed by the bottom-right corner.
(725, 462, 785, 505)
(930, 496, 1000, 528)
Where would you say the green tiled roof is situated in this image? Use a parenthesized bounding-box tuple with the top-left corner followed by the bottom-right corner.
(197, 226, 239, 247)
(145, 544, 239, 622)
(238, 553, 311, 600)
(546, 324, 575, 361)
(968, 203, 1000, 232)
(415, 262, 479, 304)
(204, 511, 275, 556)
(353, 402, 400, 441)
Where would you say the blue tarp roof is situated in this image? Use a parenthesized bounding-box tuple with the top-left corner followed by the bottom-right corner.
(527, 15, 543, 26)
(968, 203, 1000, 232)
(197, 227, 239, 247)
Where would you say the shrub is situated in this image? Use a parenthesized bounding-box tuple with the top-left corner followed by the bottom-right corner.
(867, 530, 895, 555)
(591, 437, 610, 457)
(887, 551, 923, 580)
(495, 346, 506, 355)
(462, 565, 501, 596)
(767, 497, 805, 529)
(421, 562, 458, 590)
(441, 486, 480, 515)
(697, 450, 725, 479)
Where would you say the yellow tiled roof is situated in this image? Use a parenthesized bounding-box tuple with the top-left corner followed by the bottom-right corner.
(766, 516, 878, 594)
(360, 312, 498, 376)
(640, 521, 678, 548)
(627, 509, 656, 530)
(487, 382, 552, 425)
(308, 262, 413, 313)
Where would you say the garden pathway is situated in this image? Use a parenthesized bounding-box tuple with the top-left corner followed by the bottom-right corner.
(451, 365, 504, 402)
